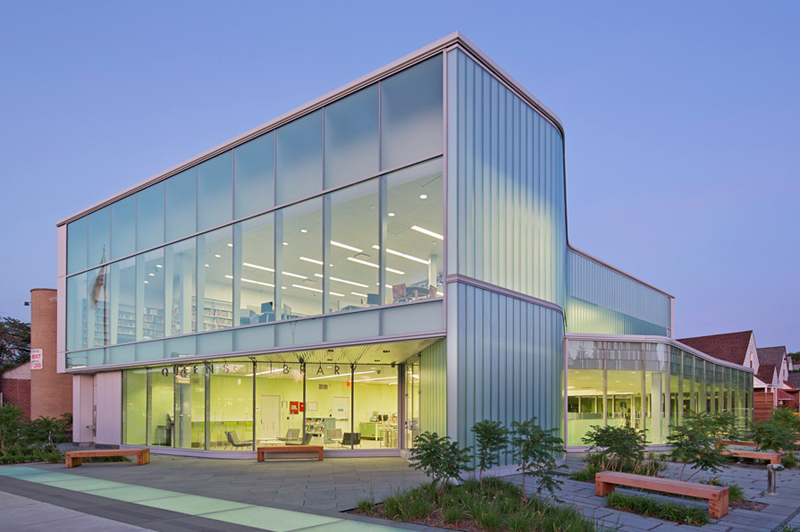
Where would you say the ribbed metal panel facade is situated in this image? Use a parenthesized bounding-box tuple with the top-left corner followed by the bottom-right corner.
(566, 250, 670, 336)
(447, 282, 564, 466)
(446, 49, 567, 309)
(419, 339, 447, 436)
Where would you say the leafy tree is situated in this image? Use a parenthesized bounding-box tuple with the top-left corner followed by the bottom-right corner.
(409, 432, 473, 502)
(510, 418, 567, 500)
(667, 411, 734, 481)
(0, 317, 31, 373)
(471, 420, 510, 488)
(753, 407, 800, 454)
(582, 424, 647, 462)
(0, 404, 24, 451)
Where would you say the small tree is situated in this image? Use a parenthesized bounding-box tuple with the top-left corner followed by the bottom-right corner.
(582, 425, 646, 460)
(409, 432, 472, 502)
(753, 407, 800, 454)
(471, 420, 510, 488)
(0, 404, 24, 451)
(511, 418, 567, 500)
(668, 411, 733, 481)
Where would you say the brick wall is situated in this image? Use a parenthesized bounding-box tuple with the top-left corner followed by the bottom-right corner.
(0, 377, 32, 419)
(30, 288, 73, 419)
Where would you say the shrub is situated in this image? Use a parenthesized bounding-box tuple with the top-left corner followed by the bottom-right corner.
(471, 420, 510, 488)
(409, 432, 472, 501)
(582, 424, 647, 462)
(782, 452, 798, 469)
(699, 477, 746, 503)
(668, 411, 733, 480)
(606, 492, 710, 526)
(442, 504, 462, 524)
(511, 418, 568, 500)
(355, 496, 376, 513)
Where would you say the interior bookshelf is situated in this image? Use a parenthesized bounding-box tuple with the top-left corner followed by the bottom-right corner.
(173, 297, 234, 333)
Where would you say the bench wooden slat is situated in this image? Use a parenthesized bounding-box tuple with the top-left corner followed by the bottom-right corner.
(595, 471, 729, 519)
(65, 448, 149, 468)
(257, 445, 323, 461)
(721, 449, 781, 464)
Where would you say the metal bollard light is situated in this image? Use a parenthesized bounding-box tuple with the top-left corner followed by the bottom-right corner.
(767, 464, 784, 495)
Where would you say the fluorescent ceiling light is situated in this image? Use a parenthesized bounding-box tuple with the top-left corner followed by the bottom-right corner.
(214, 254, 221, 258)
(243, 262, 275, 272)
(205, 264, 210, 268)
(149, 273, 155, 277)
(419, 194, 428, 200)
(292, 284, 322, 293)
(331, 240, 363, 253)
(347, 257, 378, 269)
(227, 243, 233, 247)
(388, 212, 395, 217)
(156, 264, 162, 268)
(436, 291, 443, 296)
(300, 257, 323, 265)
(386, 267, 404, 275)
(282, 271, 307, 279)
(308, 371, 373, 381)
(351, 292, 368, 298)
(386, 248, 430, 265)
(356, 376, 399, 383)
(411, 225, 443, 240)
(245, 367, 285, 376)
(242, 278, 274, 288)
(313, 273, 369, 288)
(330, 291, 345, 297)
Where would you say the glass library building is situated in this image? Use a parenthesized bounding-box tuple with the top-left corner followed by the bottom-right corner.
(57, 33, 752, 460)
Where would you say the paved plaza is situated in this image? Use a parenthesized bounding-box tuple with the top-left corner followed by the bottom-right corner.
(1, 453, 799, 532)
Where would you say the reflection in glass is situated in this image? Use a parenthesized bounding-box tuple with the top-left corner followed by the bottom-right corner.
(305, 363, 352, 449)
(166, 168, 196, 241)
(67, 217, 88, 274)
(198, 227, 233, 331)
(384, 158, 444, 305)
(255, 363, 304, 444)
(149, 368, 174, 447)
(109, 257, 136, 344)
(87, 206, 110, 267)
(328, 180, 379, 312)
(66, 272, 88, 351)
(175, 366, 205, 449)
(136, 183, 164, 251)
(138, 249, 165, 340)
(352, 365, 399, 449)
(381, 55, 443, 169)
(324, 85, 379, 189)
(278, 198, 323, 318)
(87, 266, 109, 348)
(111, 196, 136, 261)
(209, 362, 253, 450)
(276, 110, 322, 205)
(238, 213, 275, 325)
(165, 238, 196, 336)
(198, 152, 233, 232)
(122, 369, 147, 445)
(235, 132, 274, 219)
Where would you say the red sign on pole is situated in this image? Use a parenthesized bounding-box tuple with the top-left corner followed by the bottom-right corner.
(30, 349, 43, 370)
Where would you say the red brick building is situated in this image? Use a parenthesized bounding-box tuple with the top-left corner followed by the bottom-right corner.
(0, 362, 32, 418)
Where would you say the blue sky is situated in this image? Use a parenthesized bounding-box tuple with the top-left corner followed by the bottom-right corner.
(1, 1, 798, 350)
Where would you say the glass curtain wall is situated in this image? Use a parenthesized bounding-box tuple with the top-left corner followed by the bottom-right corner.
(122, 359, 405, 451)
(65, 54, 444, 363)
(566, 340, 751, 447)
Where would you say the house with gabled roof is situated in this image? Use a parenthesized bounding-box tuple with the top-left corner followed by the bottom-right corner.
(757, 346, 798, 410)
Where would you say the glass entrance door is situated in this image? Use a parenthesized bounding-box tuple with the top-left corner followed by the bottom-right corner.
(403, 359, 420, 451)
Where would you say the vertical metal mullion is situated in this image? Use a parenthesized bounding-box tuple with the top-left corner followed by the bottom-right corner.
(145, 370, 152, 446)
(378, 175, 387, 307)
(398, 363, 405, 450)
(274, 210, 283, 319)
(322, 195, 331, 314)
(252, 360, 257, 449)
(302, 361, 307, 443)
(350, 364, 355, 450)
(204, 368, 210, 451)
(602, 342, 607, 427)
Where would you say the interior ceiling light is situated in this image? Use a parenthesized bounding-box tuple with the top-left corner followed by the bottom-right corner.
(300, 256, 323, 265)
(242, 278, 274, 288)
(330, 276, 369, 288)
(243, 262, 275, 272)
(156, 264, 163, 268)
(283, 242, 288, 246)
(245, 367, 284, 376)
(388, 212, 395, 217)
(351, 292, 368, 298)
(205, 263, 210, 267)
(347, 257, 378, 269)
(419, 194, 428, 200)
(386, 248, 430, 265)
(144, 280, 149, 284)
(356, 375, 399, 383)
(148, 273, 155, 277)
(215, 254, 222, 258)
(411, 225, 443, 240)
(301, 229, 308, 233)
(308, 370, 373, 381)
(227, 243, 233, 247)
(330, 291, 345, 297)
(436, 291, 443, 296)
(292, 284, 322, 293)
(282, 271, 307, 279)
(331, 240, 363, 253)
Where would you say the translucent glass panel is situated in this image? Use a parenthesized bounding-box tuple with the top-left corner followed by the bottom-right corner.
(644, 344, 669, 444)
(209, 362, 253, 450)
(235, 132, 274, 219)
(122, 369, 147, 445)
(385, 159, 444, 305)
(352, 365, 399, 449)
(324, 85, 379, 189)
(305, 366, 352, 449)
(238, 213, 275, 325)
(255, 363, 304, 442)
(66, 272, 88, 351)
(166, 238, 196, 336)
(109, 258, 136, 344)
(381, 55, 443, 169)
(166, 168, 196, 242)
(110, 196, 135, 260)
(328, 180, 379, 312)
(136, 183, 164, 251)
(198, 152, 233, 232)
(279, 197, 323, 318)
(175, 369, 205, 449)
(87, 207, 110, 267)
(448, 49, 567, 307)
(139, 249, 165, 341)
(198, 227, 233, 331)
(67, 217, 88, 274)
(276, 110, 322, 205)
(149, 369, 174, 447)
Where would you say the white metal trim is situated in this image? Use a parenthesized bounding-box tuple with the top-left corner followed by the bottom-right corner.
(445, 274, 564, 314)
(568, 245, 675, 299)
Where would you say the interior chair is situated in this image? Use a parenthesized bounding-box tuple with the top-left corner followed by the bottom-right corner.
(392, 284, 408, 304)
(326, 428, 343, 443)
(279, 428, 300, 442)
(287, 433, 313, 445)
(225, 431, 253, 450)
(340, 432, 362, 448)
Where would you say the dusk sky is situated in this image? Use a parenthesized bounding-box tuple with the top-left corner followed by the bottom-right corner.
(1, 2, 797, 351)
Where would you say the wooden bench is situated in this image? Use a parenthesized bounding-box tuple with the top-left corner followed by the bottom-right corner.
(595, 471, 729, 518)
(65, 448, 150, 468)
(716, 439, 760, 448)
(257, 445, 323, 461)
(721, 449, 781, 464)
